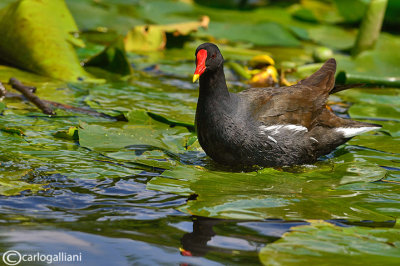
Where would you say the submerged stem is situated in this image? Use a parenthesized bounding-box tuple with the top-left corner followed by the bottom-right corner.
(352, 0, 388, 56)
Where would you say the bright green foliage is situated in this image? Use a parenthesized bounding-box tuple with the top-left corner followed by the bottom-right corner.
(147, 157, 397, 221)
(336, 34, 400, 87)
(78, 108, 200, 156)
(0, 0, 91, 81)
(0, 169, 47, 196)
(0, 102, 5, 113)
(85, 36, 133, 76)
(53, 126, 79, 141)
(259, 221, 400, 266)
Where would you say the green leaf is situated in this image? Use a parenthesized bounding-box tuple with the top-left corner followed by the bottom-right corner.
(53, 126, 79, 141)
(308, 25, 357, 50)
(125, 16, 209, 52)
(0, 65, 58, 84)
(146, 112, 195, 132)
(124, 25, 166, 52)
(66, 0, 145, 34)
(259, 221, 400, 266)
(349, 104, 400, 122)
(334, 0, 369, 23)
(85, 36, 133, 76)
(199, 21, 301, 47)
(0, 169, 47, 196)
(0, 102, 5, 113)
(290, 0, 344, 24)
(336, 33, 400, 87)
(85, 82, 197, 124)
(147, 156, 394, 221)
(78, 120, 195, 154)
(0, 0, 92, 81)
(349, 135, 400, 154)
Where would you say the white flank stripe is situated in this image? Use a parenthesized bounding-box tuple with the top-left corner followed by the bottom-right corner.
(268, 135, 277, 143)
(336, 127, 380, 138)
(259, 124, 308, 135)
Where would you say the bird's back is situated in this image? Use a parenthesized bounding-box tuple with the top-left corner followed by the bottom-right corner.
(234, 58, 381, 165)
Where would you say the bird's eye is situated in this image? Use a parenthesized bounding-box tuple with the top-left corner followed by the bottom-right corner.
(211, 53, 217, 59)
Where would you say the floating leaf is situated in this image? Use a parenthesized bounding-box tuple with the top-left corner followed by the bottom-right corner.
(66, 0, 144, 34)
(259, 221, 400, 266)
(200, 21, 301, 47)
(124, 25, 166, 52)
(290, 0, 343, 24)
(146, 112, 195, 132)
(78, 119, 195, 154)
(0, 0, 92, 81)
(349, 135, 400, 154)
(157, 15, 209, 36)
(349, 104, 400, 122)
(308, 25, 357, 50)
(0, 102, 5, 113)
(0, 169, 47, 196)
(85, 82, 197, 124)
(336, 33, 400, 87)
(53, 126, 79, 141)
(85, 36, 133, 76)
(334, 0, 369, 23)
(124, 16, 209, 52)
(147, 156, 393, 221)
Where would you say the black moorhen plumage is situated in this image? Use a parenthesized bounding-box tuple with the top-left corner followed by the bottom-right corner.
(193, 43, 381, 167)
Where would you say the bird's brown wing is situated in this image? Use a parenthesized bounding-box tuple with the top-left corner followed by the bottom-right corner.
(240, 59, 337, 129)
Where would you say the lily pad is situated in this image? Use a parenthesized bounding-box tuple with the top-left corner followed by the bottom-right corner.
(147, 156, 395, 221)
(349, 135, 400, 154)
(66, 0, 144, 34)
(290, 0, 343, 24)
(124, 25, 166, 52)
(349, 104, 400, 122)
(198, 21, 301, 47)
(307, 25, 357, 50)
(0, 169, 47, 196)
(0, 102, 5, 113)
(78, 106, 200, 160)
(84, 81, 197, 124)
(53, 126, 79, 141)
(85, 36, 133, 76)
(336, 33, 400, 87)
(127, 14, 211, 53)
(78, 121, 192, 153)
(259, 221, 400, 266)
(334, 0, 369, 23)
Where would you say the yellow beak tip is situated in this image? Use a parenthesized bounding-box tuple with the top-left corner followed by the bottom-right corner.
(192, 74, 200, 83)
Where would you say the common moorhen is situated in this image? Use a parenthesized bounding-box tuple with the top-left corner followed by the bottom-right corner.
(193, 43, 381, 167)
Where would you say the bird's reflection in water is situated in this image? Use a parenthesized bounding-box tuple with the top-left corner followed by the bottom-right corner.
(180, 216, 396, 258)
(180, 216, 308, 257)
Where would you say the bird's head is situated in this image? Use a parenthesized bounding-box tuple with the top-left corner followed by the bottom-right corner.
(193, 43, 224, 82)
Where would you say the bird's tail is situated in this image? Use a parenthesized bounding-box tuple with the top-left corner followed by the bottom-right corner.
(298, 58, 336, 93)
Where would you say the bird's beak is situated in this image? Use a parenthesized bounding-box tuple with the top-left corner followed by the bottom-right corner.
(193, 49, 207, 83)
(192, 74, 200, 83)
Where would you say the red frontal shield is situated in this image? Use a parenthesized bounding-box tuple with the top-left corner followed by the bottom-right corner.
(193, 49, 207, 82)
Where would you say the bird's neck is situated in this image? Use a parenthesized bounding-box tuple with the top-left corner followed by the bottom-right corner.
(199, 65, 231, 101)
